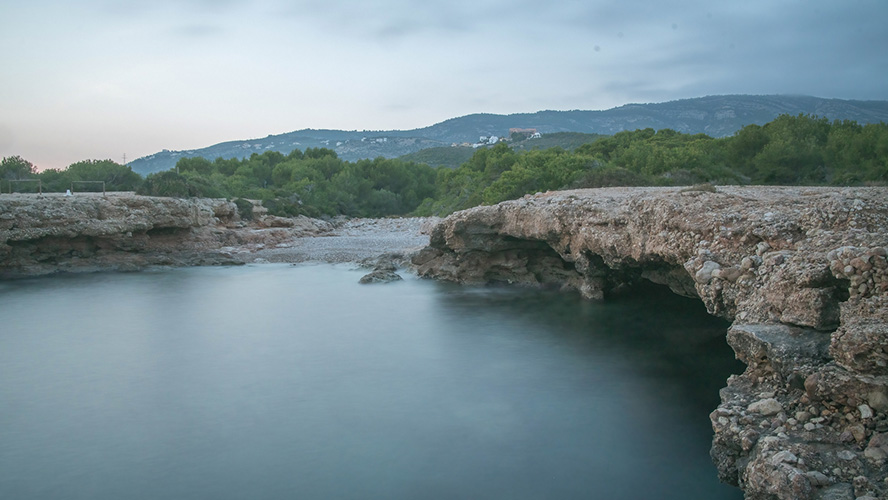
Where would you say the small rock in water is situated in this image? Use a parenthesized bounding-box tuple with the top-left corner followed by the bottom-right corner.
(359, 269, 403, 284)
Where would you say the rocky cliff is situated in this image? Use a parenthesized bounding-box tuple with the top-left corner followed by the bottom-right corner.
(0, 193, 330, 277)
(412, 186, 888, 500)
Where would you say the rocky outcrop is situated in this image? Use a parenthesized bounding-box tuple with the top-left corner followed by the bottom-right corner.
(358, 252, 406, 284)
(358, 269, 403, 284)
(0, 193, 331, 277)
(412, 186, 888, 500)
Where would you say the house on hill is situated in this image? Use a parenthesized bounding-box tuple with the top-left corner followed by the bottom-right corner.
(509, 128, 540, 140)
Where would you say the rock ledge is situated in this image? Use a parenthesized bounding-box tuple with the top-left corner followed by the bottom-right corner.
(0, 192, 331, 276)
(413, 186, 888, 500)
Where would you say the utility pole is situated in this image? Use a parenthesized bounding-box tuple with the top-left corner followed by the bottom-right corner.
(122, 153, 127, 165)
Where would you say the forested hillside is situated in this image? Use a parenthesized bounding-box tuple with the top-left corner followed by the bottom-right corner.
(3, 115, 886, 219)
(126, 95, 888, 175)
(416, 115, 887, 214)
(397, 132, 603, 168)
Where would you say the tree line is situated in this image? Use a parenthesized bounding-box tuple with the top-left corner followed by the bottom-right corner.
(3, 114, 886, 217)
(417, 114, 887, 214)
(0, 158, 142, 193)
(136, 148, 438, 217)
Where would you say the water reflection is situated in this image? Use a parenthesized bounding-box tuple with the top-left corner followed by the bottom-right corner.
(432, 281, 740, 413)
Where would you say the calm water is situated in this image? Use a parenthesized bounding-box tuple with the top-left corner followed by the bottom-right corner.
(0, 264, 743, 499)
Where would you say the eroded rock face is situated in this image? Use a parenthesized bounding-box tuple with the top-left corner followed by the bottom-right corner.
(413, 186, 888, 500)
(0, 193, 330, 276)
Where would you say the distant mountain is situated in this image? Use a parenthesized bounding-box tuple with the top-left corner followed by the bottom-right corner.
(128, 95, 888, 176)
(399, 132, 605, 168)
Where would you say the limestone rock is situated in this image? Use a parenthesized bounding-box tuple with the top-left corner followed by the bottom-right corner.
(859, 404, 874, 419)
(805, 471, 831, 488)
(864, 433, 888, 462)
(413, 186, 888, 500)
(359, 269, 403, 284)
(728, 324, 831, 382)
(749, 398, 784, 416)
(847, 423, 867, 443)
(695, 260, 721, 284)
(830, 296, 888, 376)
(0, 193, 337, 276)
(814, 483, 853, 500)
(359, 253, 406, 284)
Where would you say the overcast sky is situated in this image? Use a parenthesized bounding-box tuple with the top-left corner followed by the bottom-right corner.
(2, 0, 887, 170)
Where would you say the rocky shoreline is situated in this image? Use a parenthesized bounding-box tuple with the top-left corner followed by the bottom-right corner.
(0, 192, 433, 277)
(3, 187, 888, 499)
(412, 186, 888, 500)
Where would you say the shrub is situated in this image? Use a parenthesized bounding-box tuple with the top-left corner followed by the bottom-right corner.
(232, 198, 254, 221)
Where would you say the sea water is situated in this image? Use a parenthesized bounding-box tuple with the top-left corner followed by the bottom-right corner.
(0, 264, 743, 499)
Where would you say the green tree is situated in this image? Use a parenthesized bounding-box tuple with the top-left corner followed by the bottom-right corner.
(37, 168, 68, 192)
(0, 155, 36, 180)
(826, 121, 888, 184)
(726, 124, 769, 177)
(64, 159, 142, 191)
(749, 115, 830, 184)
(176, 157, 214, 175)
(137, 171, 192, 197)
(137, 171, 220, 197)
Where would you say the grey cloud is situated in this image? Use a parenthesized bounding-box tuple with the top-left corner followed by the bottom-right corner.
(583, 0, 888, 102)
(558, 0, 714, 33)
(375, 22, 419, 41)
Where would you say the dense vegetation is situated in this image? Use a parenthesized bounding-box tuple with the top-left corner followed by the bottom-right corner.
(398, 132, 604, 168)
(3, 114, 886, 217)
(137, 148, 438, 217)
(396, 146, 476, 169)
(510, 132, 605, 153)
(416, 115, 887, 215)
(0, 157, 142, 194)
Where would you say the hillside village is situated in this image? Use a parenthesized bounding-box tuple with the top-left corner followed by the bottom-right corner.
(456, 128, 543, 149)
(123, 95, 888, 176)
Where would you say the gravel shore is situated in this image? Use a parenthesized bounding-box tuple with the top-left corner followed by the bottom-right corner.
(246, 217, 437, 264)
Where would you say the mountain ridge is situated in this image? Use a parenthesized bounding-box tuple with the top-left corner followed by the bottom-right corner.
(128, 95, 888, 176)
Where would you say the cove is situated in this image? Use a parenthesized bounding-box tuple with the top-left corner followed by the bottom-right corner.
(0, 264, 743, 499)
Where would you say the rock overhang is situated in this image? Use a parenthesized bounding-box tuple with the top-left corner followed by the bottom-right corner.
(413, 186, 888, 500)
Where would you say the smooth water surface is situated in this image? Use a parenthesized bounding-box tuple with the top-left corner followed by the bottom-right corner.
(0, 264, 743, 499)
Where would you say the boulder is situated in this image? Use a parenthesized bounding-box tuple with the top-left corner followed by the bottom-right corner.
(359, 269, 403, 284)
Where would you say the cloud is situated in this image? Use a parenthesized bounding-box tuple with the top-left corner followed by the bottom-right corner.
(98, 0, 246, 16)
(269, 1, 471, 44)
(169, 23, 227, 39)
(3, 0, 888, 168)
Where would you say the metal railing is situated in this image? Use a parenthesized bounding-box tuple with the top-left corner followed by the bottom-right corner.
(70, 181, 106, 196)
(4, 179, 42, 194)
